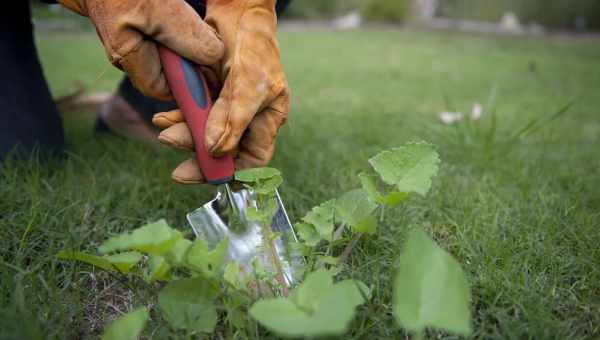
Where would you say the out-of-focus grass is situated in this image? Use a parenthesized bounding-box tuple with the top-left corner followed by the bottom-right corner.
(1, 27, 599, 339)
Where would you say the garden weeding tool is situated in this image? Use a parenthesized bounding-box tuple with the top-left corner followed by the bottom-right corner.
(158, 47, 301, 286)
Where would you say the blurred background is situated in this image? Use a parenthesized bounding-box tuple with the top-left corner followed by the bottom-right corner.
(33, 0, 600, 32)
(283, 0, 600, 32)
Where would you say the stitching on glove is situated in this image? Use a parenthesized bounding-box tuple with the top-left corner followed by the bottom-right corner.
(211, 0, 250, 153)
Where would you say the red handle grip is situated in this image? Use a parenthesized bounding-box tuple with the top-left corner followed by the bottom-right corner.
(158, 46, 234, 185)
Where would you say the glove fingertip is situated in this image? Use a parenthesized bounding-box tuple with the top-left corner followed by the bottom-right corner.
(183, 25, 225, 66)
(171, 158, 205, 184)
(152, 116, 171, 129)
(171, 174, 205, 185)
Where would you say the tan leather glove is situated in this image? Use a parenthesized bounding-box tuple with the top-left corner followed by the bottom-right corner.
(58, 0, 224, 100)
(152, 0, 290, 184)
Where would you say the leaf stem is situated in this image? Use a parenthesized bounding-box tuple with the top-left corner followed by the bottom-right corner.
(379, 205, 386, 222)
(337, 233, 363, 266)
(333, 223, 346, 241)
(259, 195, 290, 297)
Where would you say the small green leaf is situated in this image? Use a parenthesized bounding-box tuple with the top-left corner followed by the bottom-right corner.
(185, 238, 229, 277)
(369, 142, 440, 196)
(223, 290, 252, 329)
(236, 167, 283, 195)
(295, 222, 321, 246)
(253, 175, 284, 195)
(235, 167, 281, 182)
(101, 307, 149, 340)
(302, 200, 336, 239)
(335, 189, 378, 234)
(58, 250, 142, 274)
(252, 258, 268, 279)
(144, 256, 171, 283)
(359, 172, 408, 207)
(358, 172, 383, 203)
(249, 269, 368, 338)
(247, 198, 279, 225)
(158, 277, 219, 333)
(380, 191, 409, 207)
(98, 219, 181, 256)
(316, 255, 338, 266)
(103, 252, 143, 273)
(57, 250, 117, 272)
(224, 262, 248, 291)
(393, 228, 472, 335)
(165, 238, 192, 264)
(245, 207, 262, 222)
(315, 255, 343, 275)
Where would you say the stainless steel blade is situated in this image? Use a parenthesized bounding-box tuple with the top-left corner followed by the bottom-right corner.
(187, 185, 302, 285)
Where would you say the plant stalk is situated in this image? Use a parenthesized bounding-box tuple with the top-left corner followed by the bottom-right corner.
(337, 233, 363, 266)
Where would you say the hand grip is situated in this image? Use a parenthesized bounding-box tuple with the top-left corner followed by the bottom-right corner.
(158, 46, 234, 185)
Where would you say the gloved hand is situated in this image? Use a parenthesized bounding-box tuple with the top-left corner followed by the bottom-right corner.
(58, 0, 224, 100)
(152, 0, 290, 184)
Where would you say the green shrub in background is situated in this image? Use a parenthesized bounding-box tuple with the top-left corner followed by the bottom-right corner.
(283, 0, 360, 19)
(361, 0, 412, 22)
(438, 0, 600, 30)
(283, 0, 412, 23)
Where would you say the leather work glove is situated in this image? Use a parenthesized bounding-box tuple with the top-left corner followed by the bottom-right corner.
(152, 0, 290, 184)
(58, 0, 225, 100)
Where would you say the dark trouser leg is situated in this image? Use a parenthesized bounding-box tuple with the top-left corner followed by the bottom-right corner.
(115, 77, 176, 123)
(0, 1, 64, 161)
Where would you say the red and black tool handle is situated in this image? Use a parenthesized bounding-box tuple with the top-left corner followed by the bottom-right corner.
(158, 47, 235, 185)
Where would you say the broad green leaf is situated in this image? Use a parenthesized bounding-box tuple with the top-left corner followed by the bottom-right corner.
(335, 189, 378, 234)
(101, 307, 149, 340)
(249, 269, 368, 338)
(98, 219, 181, 256)
(393, 228, 472, 335)
(165, 238, 192, 264)
(291, 269, 334, 310)
(235, 167, 281, 182)
(369, 142, 440, 196)
(103, 252, 143, 273)
(302, 200, 336, 239)
(185, 238, 229, 277)
(295, 222, 321, 246)
(158, 277, 219, 333)
(57, 250, 117, 272)
(352, 214, 377, 234)
(353, 280, 372, 301)
(144, 256, 171, 283)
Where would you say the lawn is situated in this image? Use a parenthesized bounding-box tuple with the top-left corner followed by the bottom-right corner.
(1, 26, 599, 339)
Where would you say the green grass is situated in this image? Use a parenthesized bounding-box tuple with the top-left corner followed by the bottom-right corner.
(2, 28, 599, 339)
